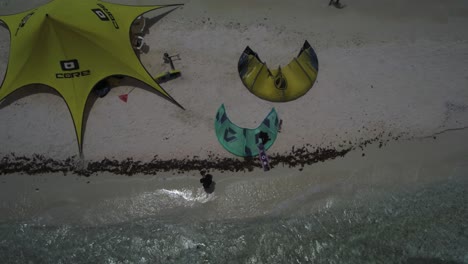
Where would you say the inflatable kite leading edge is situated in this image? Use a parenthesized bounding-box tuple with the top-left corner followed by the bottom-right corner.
(238, 40, 319, 102)
(0, 0, 184, 153)
(214, 104, 280, 157)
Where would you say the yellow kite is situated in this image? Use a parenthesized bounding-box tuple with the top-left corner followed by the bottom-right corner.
(238, 40, 319, 102)
(0, 0, 184, 153)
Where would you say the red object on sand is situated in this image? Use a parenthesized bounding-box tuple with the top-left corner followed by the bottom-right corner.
(118, 87, 136, 103)
(118, 94, 128, 103)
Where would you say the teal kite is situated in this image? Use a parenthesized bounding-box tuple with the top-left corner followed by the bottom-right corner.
(214, 104, 279, 157)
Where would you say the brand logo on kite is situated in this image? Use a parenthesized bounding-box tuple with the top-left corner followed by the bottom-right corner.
(92, 4, 119, 29)
(56, 60, 91, 79)
(60, 59, 80, 71)
(15, 11, 35, 36)
(92, 9, 109, 21)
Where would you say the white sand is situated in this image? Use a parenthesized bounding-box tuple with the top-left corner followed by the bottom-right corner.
(0, 0, 467, 160)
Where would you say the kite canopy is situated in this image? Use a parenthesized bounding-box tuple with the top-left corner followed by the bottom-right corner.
(238, 40, 319, 102)
(214, 104, 279, 157)
(0, 0, 184, 153)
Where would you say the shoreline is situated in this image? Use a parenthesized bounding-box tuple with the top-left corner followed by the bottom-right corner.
(0, 126, 467, 225)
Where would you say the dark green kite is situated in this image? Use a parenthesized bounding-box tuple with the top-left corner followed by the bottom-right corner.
(214, 104, 279, 157)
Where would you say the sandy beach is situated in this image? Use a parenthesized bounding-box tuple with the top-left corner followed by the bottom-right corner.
(0, 0, 468, 263)
(1, 0, 467, 161)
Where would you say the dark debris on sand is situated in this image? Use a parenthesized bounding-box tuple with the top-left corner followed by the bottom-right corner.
(0, 130, 413, 176)
(0, 146, 352, 177)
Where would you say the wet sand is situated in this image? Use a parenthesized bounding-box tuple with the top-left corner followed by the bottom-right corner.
(0, 127, 467, 226)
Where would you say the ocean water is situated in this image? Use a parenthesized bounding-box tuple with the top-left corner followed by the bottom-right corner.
(1, 174, 466, 264)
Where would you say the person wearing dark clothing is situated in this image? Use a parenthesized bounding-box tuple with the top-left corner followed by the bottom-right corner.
(93, 79, 111, 98)
(200, 174, 213, 189)
(329, 0, 345, 8)
(258, 131, 271, 145)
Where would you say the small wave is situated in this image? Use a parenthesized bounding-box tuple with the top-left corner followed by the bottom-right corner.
(157, 188, 216, 204)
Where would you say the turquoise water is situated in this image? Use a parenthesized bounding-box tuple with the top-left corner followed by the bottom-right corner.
(1, 176, 466, 264)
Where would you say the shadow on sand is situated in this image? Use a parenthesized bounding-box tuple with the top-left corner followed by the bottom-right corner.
(0, 75, 181, 154)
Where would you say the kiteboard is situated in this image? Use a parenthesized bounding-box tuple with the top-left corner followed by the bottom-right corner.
(257, 143, 271, 171)
(154, 70, 181, 84)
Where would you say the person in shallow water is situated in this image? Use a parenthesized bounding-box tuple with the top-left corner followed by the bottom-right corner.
(200, 174, 213, 189)
(328, 0, 345, 8)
